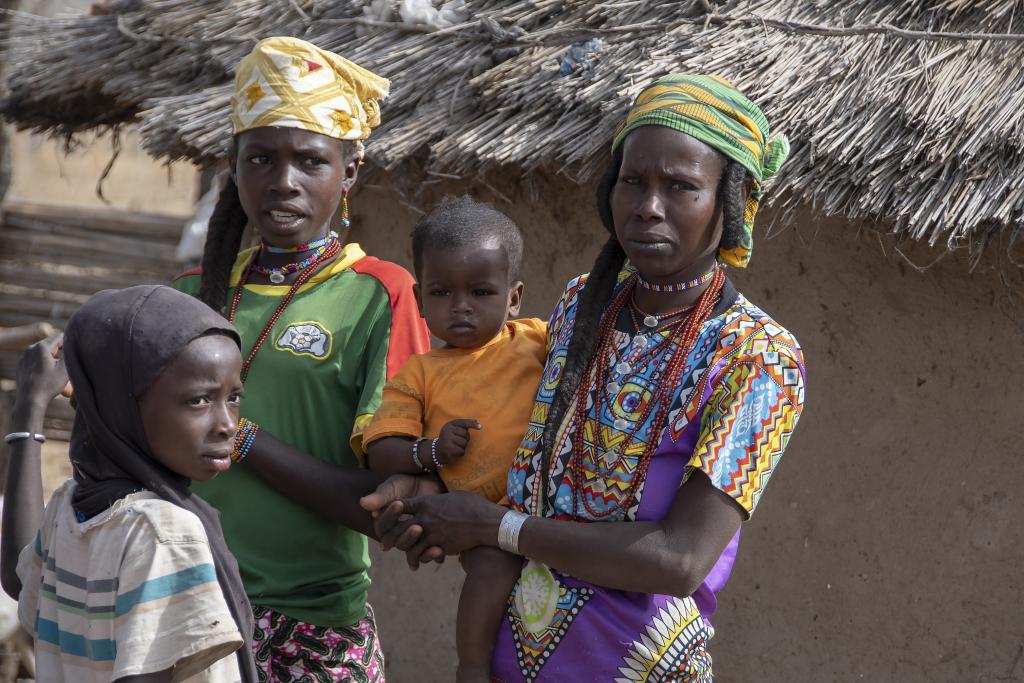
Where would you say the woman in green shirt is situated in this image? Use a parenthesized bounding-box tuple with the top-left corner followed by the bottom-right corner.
(172, 36, 435, 681)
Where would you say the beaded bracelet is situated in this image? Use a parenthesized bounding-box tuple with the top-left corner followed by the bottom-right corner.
(231, 418, 260, 463)
(411, 437, 431, 473)
(429, 438, 444, 470)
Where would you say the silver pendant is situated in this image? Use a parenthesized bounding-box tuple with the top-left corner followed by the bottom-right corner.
(613, 417, 628, 430)
(606, 381, 621, 395)
(644, 315, 659, 328)
(615, 361, 631, 375)
(269, 270, 285, 284)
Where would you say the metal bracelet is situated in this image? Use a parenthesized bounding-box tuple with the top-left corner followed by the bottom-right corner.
(4, 432, 46, 445)
(411, 437, 430, 472)
(497, 510, 529, 554)
(430, 438, 444, 470)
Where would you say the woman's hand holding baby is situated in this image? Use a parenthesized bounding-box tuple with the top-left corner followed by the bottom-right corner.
(372, 491, 504, 569)
(435, 419, 481, 466)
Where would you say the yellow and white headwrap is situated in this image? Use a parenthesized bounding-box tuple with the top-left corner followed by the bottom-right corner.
(230, 37, 390, 146)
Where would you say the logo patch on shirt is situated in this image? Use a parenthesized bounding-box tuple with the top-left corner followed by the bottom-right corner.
(275, 321, 332, 360)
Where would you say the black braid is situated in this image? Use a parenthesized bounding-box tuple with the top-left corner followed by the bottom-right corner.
(536, 146, 750, 505)
(537, 236, 626, 482)
(198, 177, 248, 314)
(718, 160, 749, 254)
(536, 149, 628, 491)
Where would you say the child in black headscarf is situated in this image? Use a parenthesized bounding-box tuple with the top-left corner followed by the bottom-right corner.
(1, 285, 257, 683)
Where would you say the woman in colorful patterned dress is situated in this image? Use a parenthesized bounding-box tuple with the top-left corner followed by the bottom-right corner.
(366, 74, 806, 681)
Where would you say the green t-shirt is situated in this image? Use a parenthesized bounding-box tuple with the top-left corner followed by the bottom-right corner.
(173, 243, 428, 627)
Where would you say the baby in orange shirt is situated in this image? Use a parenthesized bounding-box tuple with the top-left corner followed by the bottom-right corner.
(363, 196, 546, 681)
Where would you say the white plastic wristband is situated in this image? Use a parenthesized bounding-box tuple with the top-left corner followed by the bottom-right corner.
(4, 432, 46, 445)
(497, 510, 529, 554)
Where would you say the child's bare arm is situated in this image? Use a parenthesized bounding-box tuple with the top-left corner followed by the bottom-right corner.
(366, 436, 426, 477)
(1, 335, 67, 599)
(366, 419, 481, 476)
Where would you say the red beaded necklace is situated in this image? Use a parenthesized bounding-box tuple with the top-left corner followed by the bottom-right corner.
(227, 239, 341, 382)
(558, 268, 725, 519)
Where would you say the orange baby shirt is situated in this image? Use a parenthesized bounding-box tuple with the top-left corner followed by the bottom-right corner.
(363, 318, 548, 503)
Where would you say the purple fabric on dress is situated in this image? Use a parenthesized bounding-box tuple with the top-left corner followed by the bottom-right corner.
(637, 416, 740, 619)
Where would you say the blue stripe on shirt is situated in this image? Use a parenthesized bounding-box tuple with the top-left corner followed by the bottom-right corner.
(114, 563, 218, 617)
(35, 614, 117, 661)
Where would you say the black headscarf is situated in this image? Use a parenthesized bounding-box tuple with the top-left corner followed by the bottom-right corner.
(63, 285, 256, 682)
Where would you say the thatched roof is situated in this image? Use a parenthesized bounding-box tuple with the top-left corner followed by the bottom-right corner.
(3, 0, 1023, 259)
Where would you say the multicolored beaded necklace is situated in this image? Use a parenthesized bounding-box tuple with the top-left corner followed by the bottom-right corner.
(261, 230, 337, 255)
(251, 233, 337, 284)
(627, 298, 696, 331)
(228, 239, 341, 382)
(636, 266, 716, 293)
(557, 268, 725, 520)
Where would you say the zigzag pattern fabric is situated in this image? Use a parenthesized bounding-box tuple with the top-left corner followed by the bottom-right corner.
(492, 268, 805, 681)
(612, 74, 790, 268)
(231, 36, 389, 142)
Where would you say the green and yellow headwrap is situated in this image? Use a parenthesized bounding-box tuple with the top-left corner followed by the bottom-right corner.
(612, 74, 789, 268)
(231, 37, 390, 145)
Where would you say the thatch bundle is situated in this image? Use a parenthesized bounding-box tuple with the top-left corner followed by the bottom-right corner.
(3, 0, 1023, 259)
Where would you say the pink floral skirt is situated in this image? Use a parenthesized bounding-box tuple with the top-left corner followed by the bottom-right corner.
(252, 604, 385, 682)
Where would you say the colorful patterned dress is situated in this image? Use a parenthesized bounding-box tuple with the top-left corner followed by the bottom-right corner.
(491, 271, 806, 682)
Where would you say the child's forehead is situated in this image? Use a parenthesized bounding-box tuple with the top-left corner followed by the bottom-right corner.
(421, 240, 509, 277)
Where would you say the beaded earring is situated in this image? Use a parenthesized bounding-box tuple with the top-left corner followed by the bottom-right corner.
(340, 191, 351, 230)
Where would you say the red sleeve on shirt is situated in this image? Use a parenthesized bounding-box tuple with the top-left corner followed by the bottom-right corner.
(351, 256, 430, 379)
(173, 266, 203, 282)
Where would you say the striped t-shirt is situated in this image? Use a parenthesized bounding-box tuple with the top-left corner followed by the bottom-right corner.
(17, 480, 243, 682)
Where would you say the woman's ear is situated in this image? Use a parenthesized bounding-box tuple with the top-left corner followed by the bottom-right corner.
(341, 140, 361, 193)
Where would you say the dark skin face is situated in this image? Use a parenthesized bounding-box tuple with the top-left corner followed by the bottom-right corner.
(138, 335, 244, 481)
(611, 126, 726, 311)
(231, 127, 359, 251)
(414, 242, 524, 349)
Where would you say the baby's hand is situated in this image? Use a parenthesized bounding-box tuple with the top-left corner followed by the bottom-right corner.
(435, 419, 482, 466)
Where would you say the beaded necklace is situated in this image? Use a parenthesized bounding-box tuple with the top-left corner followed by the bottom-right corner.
(636, 266, 716, 293)
(228, 239, 341, 382)
(251, 239, 333, 284)
(261, 231, 336, 255)
(555, 269, 724, 520)
(627, 297, 695, 331)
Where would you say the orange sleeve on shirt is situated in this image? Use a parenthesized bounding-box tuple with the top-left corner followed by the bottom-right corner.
(363, 357, 427, 446)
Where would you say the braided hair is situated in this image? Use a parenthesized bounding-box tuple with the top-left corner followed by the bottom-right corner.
(198, 176, 248, 314)
(536, 145, 751, 478)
